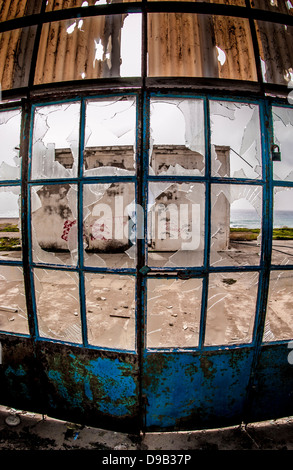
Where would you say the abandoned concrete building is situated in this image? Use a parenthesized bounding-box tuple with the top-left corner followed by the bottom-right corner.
(32, 144, 230, 254)
(0, 0, 293, 436)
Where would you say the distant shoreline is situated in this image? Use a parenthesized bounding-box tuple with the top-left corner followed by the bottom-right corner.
(0, 217, 18, 220)
(230, 227, 293, 241)
(0, 218, 19, 224)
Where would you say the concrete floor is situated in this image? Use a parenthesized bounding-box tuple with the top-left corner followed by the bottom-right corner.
(1, 405, 293, 452)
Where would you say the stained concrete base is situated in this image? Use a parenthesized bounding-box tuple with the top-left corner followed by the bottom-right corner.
(1, 405, 293, 452)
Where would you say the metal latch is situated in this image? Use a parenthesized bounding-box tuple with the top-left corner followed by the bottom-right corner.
(139, 266, 150, 275)
(271, 144, 281, 162)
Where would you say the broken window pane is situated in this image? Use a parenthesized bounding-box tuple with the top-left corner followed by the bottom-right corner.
(34, 14, 141, 84)
(211, 184, 262, 267)
(31, 184, 78, 266)
(148, 14, 256, 80)
(146, 277, 202, 348)
(149, 0, 245, 4)
(45, 0, 110, 10)
(31, 103, 80, 180)
(272, 187, 293, 265)
(212, 16, 257, 81)
(85, 273, 135, 350)
(205, 272, 259, 346)
(0, 26, 37, 90)
(0, 186, 22, 261)
(149, 98, 205, 176)
(263, 270, 293, 342)
(34, 268, 82, 343)
(0, 109, 21, 180)
(0, 0, 41, 21)
(84, 97, 136, 176)
(83, 182, 136, 268)
(0, 265, 29, 335)
(251, 0, 293, 15)
(256, 21, 293, 85)
(147, 183, 205, 267)
(272, 106, 293, 182)
(46, 0, 141, 11)
(120, 13, 142, 77)
(210, 101, 262, 179)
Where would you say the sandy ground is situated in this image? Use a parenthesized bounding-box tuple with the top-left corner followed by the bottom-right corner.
(0, 405, 293, 451)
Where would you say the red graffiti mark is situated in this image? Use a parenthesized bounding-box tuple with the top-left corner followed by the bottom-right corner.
(91, 220, 111, 240)
(61, 220, 77, 241)
(90, 225, 108, 241)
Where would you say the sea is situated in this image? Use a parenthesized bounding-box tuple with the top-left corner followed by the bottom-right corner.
(230, 209, 293, 229)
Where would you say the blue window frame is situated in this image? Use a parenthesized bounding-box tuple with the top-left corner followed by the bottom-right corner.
(0, 92, 292, 356)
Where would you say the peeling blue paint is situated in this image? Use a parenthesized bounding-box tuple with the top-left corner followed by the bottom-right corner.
(84, 357, 137, 417)
(144, 350, 254, 429)
(44, 353, 137, 419)
(5, 365, 26, 377)
(84, 377, 93, 401)
(48, 369, 84, 408)
(4, 365, 30, 400)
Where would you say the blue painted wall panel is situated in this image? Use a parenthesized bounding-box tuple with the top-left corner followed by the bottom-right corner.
(247, 344, 293, 423)
(144, 348, 254, 430)
(37, 343, 140, 431)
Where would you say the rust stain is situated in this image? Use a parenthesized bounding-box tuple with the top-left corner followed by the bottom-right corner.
(200, 356, 216, 380)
